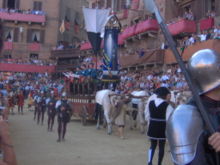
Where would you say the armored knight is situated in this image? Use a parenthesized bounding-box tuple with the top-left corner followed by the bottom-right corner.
(167, 49, 220, 165)
(56, 92, 72, 142)
(47, 91, 57, 131)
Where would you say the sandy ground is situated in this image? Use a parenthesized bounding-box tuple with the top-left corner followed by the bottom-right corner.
(9, 107, 173, 165)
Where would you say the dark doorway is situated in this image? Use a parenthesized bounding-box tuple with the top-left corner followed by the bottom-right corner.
(7, 0, 15, 9)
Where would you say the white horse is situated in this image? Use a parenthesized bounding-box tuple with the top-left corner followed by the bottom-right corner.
(95, 89, 119, 135)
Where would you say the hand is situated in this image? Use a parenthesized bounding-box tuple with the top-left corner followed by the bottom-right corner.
(208, 132, 220, 152)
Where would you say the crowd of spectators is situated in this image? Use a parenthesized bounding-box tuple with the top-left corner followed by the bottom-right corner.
(0, 58, 56, 66)
(175, 25, 220, 51)
(0, 8, 46, 15)
(117, 65, 188, 94)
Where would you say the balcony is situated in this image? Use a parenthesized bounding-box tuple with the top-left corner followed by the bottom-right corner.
(121, 25, 137, 40)
(135, 19, 159, 35)
(3, 42, 13, 50)
(51, 48, 81, 59)
(164, 39, 220, 64)
(200, 17, 214, 31)
(28, 43, 41, 51)
(168, 19, 196, 36)
(0, 63, 55, 73)
(55, 64, 77, 72)
(0, 11, 46, 24)
(119, 49, 164, 68)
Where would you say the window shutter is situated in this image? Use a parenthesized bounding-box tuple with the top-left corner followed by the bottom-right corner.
(27, 29, 32, 43)
(38, 2, 42, 11)
(15, 0, 20, 9)
(14, 28, 19, 42)
(40, 30, 45, 43)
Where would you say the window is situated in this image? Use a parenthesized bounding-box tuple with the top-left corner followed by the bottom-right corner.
(33, 1, 42, 11)
(3, 27, 18, 42)
(27, 29, 45, 43)
(3, 0, 19, 9)
(7, 0, 15, 9)
(4, 27, 14, 42)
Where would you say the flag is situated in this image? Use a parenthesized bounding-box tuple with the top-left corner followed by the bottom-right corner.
(83, 7, 110, 55)
(59, 20, 65, 34)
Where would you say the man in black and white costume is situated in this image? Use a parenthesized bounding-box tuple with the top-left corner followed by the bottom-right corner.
(167, 49, 220, 165)
(145, 87, 174, 165)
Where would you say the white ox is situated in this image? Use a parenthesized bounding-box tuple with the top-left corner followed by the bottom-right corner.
(95, 89, 118, 135)
(170, 90, 192, 107)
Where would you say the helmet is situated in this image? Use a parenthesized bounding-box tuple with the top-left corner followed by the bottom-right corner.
(187, 49, 220, 94)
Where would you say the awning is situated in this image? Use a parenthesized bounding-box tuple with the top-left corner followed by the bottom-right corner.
(0, 63, 55, 73)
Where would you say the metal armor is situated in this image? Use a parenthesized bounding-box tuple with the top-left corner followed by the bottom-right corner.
(187, 49, 220, 94)
(166, 104, 204, 165)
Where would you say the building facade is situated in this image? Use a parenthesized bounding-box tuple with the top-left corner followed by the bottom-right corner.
(0, 0, 90, 62)
(0, 0, 61, 60)
(52, 0, 220, 71)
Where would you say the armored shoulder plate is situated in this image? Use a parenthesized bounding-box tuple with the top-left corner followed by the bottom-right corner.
(166, 104, 204, 165)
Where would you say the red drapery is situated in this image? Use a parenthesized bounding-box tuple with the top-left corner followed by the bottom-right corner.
(3, 42, 13, 50)
(0, 11, 46, 23)
(135, 19, 159, 35)
(168, 19, 196, 36)
(200, 18, 214, 31)
(28, 43, 41, 51)
(121, 25, 137, 39)
(80, 42, 92, 50)
(0, 63, 55, 73)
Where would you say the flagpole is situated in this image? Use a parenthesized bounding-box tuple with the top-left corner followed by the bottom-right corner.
(111, 0, 116, 14)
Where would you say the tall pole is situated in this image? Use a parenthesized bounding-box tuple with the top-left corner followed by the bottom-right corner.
(111, 0, 116, 14)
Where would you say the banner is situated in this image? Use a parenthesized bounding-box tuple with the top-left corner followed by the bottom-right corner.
(83, 7, 110, 55)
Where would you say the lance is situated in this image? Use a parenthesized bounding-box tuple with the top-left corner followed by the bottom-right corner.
(143, 0, 216, 133)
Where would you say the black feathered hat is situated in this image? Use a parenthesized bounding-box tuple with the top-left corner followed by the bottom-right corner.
(154, 87, 170, 97)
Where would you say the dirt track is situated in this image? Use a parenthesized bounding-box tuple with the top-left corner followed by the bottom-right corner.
(9, 107, 173, 165)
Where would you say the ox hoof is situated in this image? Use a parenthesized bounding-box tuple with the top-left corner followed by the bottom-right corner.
(96, 126, 100, 130)
(107, 132, 112, 135)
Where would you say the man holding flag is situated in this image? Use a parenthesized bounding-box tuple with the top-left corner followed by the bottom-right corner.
(143, 0, 220, 165)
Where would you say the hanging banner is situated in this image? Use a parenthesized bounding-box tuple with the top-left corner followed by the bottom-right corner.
(102, 27, 120, 81)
